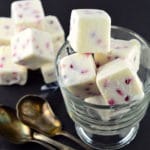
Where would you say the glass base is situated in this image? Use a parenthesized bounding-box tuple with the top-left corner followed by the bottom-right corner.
(75, 124, 139, 150)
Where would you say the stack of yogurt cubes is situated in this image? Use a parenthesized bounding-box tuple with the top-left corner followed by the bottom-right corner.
(60, 9, 144, 112)
(0, 0, 65, 85)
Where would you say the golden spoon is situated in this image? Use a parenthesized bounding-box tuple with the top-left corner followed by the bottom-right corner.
(0, 105, 76, 150)
(16, 94, 92, 150)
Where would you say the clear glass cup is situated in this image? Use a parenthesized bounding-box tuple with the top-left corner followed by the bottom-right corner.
(56, 26, 150, 150)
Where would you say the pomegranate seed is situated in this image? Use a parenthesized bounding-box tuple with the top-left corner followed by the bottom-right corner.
(125, 78, 132, 85)
(70, 64, 74, 69)
(96, 39, 102, 44)
(96, 63, 100, 68)
(85, 53, 92, 57)
(81, 70, 88, 74)
(107, 56, 112, 60)
(125, 96, 130, 102)
(108, 99, 115, 106)
(85, 88, 90, 91)
(88, 83, 94, 86)
(114, 56, 119, 59)
(116, 89, 124, 96)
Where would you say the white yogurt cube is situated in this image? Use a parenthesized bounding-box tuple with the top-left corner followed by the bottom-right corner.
(41, 63, 56, 84)
(0, 46, 27, 85)
(41, 15, 65, 84)
(85, 95, 110, 121)
(110, 39, 141, 71)
(68, 9, 111, 53)
(94, 39, 141, 71)
(60, 53, 100, 99)
(11, 28, 54, 70)
(0, 17, 14, 45)
(11, 0, 45, 32)
(85, 95, 130, 121)
(44, 15, 65, 56)
(96, 59, 144, 105)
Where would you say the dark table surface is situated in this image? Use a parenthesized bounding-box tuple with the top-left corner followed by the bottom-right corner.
(0, 0, 150, 150)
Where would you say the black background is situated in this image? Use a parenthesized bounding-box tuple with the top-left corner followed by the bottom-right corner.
(0, 0, 150, 150)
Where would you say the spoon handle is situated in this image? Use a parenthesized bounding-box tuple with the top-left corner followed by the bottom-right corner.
(33, 132, 76, 150)
(31, 139, 56, 150)
(56, 131, 92, 150)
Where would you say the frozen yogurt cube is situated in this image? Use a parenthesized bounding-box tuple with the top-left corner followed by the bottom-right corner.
(11, 0, 45, 32)
(110, 39, 141, 71)
(85, 95, 130, 121)
(41, 62, 56, 84)
(94, 39, 141, 71)
(0, 17, 14, 45)
(11, 28, 54, 70)
(85, 95, 110, 121)
(41, 16, 65, 84)
(96, 59, 144, 105)
(44, 15, 65, 57)
(68, 9, 111, 53)
(60, 53, 99, 99)
(0, 46, 27, 85)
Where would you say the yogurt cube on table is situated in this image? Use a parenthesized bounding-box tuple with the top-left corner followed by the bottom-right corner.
(85, 95, 130, 121)
(94, 39, 141, 71)
(96, 59, 144, 105)
(41, 15, 65, 84)
(11, 28, 54, 70)
(0, 46, 27, 85)
(44, 15, 65, 57)
(60, 53, 100, 99)
(11, 0, 45, 32)
(41, 62, 57, 84)
(0, 17, 14, 45)
(68, 9, 111, 53)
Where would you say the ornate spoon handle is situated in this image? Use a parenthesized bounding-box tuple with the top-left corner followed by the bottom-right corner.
(31, 139, 56, 150)
(33, 132, 76, 150)
(56, 131, 92, 150)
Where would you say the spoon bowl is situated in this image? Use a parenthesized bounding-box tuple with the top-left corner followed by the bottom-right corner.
(17, 95, 62, 137)
(0, 105, 76, 150)
(0, 106, 31, 144)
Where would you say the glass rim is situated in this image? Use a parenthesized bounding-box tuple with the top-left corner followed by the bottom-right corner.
(56, 25, 150, 109)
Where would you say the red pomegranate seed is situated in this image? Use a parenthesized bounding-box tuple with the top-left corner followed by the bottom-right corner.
(96, 63, 101, 68)
(107, 56, 112, 60)
(116, 89, 124, 96)
(85, 53, 92, 57)
(96, 39, 102, 44)
(12, 72, 17, 76)
(85, 88, 90, 91)
(125, 78, 132, 85)
(81, 70, 88, 74)
(114, 56, 119, 59)
(125, 96, 130, 102)
(108, 99, 115, 106)
(70, 64, 74, 69)
(18, 14, 23, 18)
(88, 83, 94, 86)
